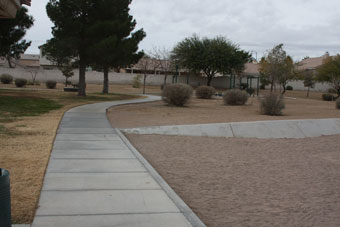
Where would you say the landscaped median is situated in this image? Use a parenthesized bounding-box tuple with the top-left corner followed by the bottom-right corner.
(0, 88, 140, 224)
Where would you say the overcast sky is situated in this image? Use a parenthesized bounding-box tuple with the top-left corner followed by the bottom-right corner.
(25, 0, 340, 61)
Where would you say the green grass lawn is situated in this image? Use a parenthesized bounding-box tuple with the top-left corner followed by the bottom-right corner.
(0, 89, 140, 134)
(0, 96, 63, 120)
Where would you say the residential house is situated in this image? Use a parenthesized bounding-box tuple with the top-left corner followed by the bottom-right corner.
(0, 0, 31, 18)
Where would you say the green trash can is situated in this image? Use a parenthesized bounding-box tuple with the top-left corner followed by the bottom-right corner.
(0, 169, 11, 227)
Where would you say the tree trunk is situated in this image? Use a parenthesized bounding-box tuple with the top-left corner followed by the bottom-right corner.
(163, 74, 167, 86)
(307, 87, 310, 97)
(143, 74, 147, 94)
(270, 82, 274, 92)
(7, 57, 13, 68)
(282, 85, 286, 95)
(102, 67, 109, 94)
(207, 76, 212, 86)
(65, 78, 68, 87)
(281, 84, 286, 95)
(78, 61, 86, 97)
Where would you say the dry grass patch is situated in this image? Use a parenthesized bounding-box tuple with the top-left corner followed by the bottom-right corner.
(0, 87, 140, 224)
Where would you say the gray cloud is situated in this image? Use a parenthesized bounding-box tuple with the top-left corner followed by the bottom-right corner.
(24, 0, 340, 60)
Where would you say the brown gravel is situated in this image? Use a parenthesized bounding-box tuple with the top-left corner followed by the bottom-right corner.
(125, 134, 340, 227)
(108, 95, 340, 129)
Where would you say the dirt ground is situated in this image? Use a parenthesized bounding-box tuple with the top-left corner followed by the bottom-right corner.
(108, 94, 340, 128)
(126, 134, 340, 227)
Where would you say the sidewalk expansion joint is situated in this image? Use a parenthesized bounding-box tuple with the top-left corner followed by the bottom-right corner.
(42, 189, 163, 192)
(36, 211, 183, 217)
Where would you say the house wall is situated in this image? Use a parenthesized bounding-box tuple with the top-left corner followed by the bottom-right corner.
(286, 80, 332, 92)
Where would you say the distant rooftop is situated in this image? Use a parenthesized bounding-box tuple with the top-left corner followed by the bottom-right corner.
(0, 0, 31, 18)
(297, 52, 330, 71)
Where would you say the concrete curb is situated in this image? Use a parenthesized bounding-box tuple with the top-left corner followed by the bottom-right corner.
(116, 129, 206, 227)
(121, 118, 340, 139)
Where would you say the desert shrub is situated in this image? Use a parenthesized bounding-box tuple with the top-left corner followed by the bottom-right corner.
(286, 85, 293, 90)
(15, 78, 27, 88)
(240, 83, 248, 90)
(132, 75, 142, 88)
(260, 94, 285, 116)
(328, 88, 337, 94)
(336, 99, 340, 109)
(162, 83, 193, 106)
(196, 86, 216, 99)
(223, 89, 248, 105)
(27, 80, 34, 85)
(322, 93, 335, 101)
(0, 74, 13, 84)
(46, 80, 57, 89)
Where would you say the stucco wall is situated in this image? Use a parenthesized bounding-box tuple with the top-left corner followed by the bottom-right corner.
(0, 67, 332, 92)
(0, 67, 232, 88)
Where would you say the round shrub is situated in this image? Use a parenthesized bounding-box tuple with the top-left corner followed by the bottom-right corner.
(286, 85, 293, 91)
(260, 94, 285, 116)
(336, 99, 340, 110)
(15, 78, 27, 88)
(132, 75, 141, 88)
(46, 80, 57, 89)
(196, 86, 216, 99)
(328, 88, 337, 94)
(27, 80, 35, 85)
(0, 74, 13, 84)
(322, 93, 335, 101)
(223, 89, 248, 105)
(162, 83, 193, 106)
(260, 84, 266, 90)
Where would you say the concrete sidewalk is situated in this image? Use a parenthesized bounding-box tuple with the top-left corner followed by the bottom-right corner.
(122, 118, 340, 139)
(32, 96, 205, 227)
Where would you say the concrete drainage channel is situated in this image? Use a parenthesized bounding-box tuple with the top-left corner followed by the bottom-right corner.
(121, 118, 340, 139)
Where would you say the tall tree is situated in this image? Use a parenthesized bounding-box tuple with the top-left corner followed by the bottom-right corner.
(172, 35, 251, 86)
(259, 44, 294, 94)
(277, 56, 295, 94)
(88, 0, 145, 94)
(45, 0, 99, 96)
(317, 54, 340, 98)
(303, 70, 315, 98)
(134, 55, 155, 94)
(151, 47, 173, 86)
(0, 7, 34, 68)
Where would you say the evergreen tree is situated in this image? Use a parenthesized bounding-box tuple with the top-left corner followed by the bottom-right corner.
(88, 0, 145, 94)
(45, 0, 98, 96)
(317, 54, 340, 98)
(0, 7, 34, 68)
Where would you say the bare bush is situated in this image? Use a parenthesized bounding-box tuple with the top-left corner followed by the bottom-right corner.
(260, 94, 285, 116)
(162, 83, 193, 106)
(196, 86, 216, 99)
(223, 89, 248, 105)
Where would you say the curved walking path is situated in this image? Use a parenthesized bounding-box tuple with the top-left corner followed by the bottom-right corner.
(122, 118, 340, 139)
(32, 96, 205, 227)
